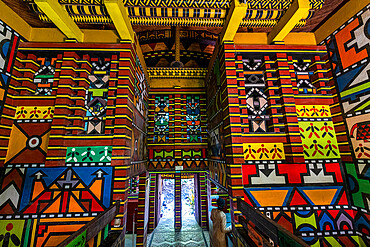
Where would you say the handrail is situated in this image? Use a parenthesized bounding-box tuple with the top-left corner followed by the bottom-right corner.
(57, 202, 120, 247)
(237, 198, 309, 247)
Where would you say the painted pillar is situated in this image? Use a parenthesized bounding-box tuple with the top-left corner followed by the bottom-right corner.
(174, 93, 182, 161)
(221, 42, 244, 198)
(112, 43, 139, 241)
(194, 174, 200, 225)
(156, 174, 163, 226)
(199, 172, 208, 229)
(174, 172, 182, 231)
(148, 173, 157, 233)
(136, 171, 148, 246)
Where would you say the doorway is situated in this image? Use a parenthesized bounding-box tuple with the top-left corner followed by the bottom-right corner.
(181, 177, 195, 218)
(149, 175, 207, 246)
(159, 175, 196, 223)
(160, 178, 174, 219)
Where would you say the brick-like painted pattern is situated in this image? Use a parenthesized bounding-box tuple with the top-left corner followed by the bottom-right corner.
(136, 172, 148, 246)
(266, 53, 304, 163)
(174, 172, 182, 231)
(0, 42, 148, 246)
(147, 88, 207, 170)
(199, 172, 208, 229)
(148, 173, 157, 233)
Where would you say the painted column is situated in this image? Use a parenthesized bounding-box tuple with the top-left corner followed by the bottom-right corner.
(136, 171, 148, 246)
(199, 172, 208, 229)
(174, 172, 182, 231)
(148, 173, 157, 233)
(221, 42, 244, 198)
(112, 43, 136, 239)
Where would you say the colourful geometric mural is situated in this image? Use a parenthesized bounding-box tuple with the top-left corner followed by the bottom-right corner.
(0, 36, 150, 245)
(242, 58, 269, 132)
(5, 120, 52, 164)
(0, 168, 24, 214)
(187, 95, 201, 142)
(346, 113, 370, 159)
(134, 56, 148, 117)
(243, 143, 285, 161)
(65, 146, 112, 165)
(20, 167, 112, 213)
(0, 220, 25, 247)
(322, 4, 370, 243)
(33, 217, 93, 247)
(0, 20, 20, 115)
(345, 163, 370, 210)
(14, 106, 54, 120)
(1, 1, 370, 246)
(33, 57, 56, 96)
(244, 186, 344, 207)
(222, 42, 360, 245)
(85, 58, 110, 135)
(324, 5, 370, 117)
(299, 121, 340, 159)
(292, 59, 317, 94)
(296, 105, 331, 118)
(153, 95, 169, 143)
(242, 162, 345, 186)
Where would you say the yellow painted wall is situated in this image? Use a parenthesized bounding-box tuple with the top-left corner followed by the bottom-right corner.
(234, 32, 317, 46)
(150, 78, 205, 88)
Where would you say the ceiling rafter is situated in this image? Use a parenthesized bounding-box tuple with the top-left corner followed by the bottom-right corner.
(34, 0, 84, 42)
(267, 0, 310, 44)
(219, 0, 248, 42)
(104, 0, 135, 41)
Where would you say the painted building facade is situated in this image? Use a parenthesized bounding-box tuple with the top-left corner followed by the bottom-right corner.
(0, 0, 369, 246)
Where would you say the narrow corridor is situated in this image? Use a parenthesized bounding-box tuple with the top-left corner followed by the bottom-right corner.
(147, 217, 210, 247)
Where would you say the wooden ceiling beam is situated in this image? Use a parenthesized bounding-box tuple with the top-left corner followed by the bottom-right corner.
(219, 0, 247, 42)
(104, 0, 135, 42)
(34, 0, 84, 42)
(267, 0, 310, 44)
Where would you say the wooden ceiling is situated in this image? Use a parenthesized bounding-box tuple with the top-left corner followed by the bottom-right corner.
(2, 0, 347, 32)
(1, 0, 349, 69)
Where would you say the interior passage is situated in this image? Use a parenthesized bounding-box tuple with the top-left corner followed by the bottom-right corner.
(147, 216, 210, 247)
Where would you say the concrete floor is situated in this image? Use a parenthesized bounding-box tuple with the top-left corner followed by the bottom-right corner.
(124, 234, 136, 247)
(146, 216, 210, 247)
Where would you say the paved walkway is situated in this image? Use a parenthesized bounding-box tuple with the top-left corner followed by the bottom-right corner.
(147, 216, 210, 247)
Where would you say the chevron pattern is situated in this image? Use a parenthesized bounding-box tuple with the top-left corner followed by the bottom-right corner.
(54, 0, 324, 9)
(0, 168, 24, 214)
(128, 7, 226, 18)
(148, 68, 208, 79)
(29, 0, 319, 27)
(130, 16, 224, 27)
(122, 0, 230, 8)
